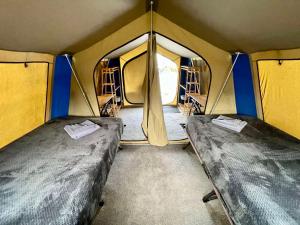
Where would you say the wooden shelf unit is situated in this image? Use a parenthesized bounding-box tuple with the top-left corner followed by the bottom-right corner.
(98, 66, 121, 116)
(180, 66, 206, 114)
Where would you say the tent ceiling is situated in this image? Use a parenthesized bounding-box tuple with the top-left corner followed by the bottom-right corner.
(0, 0, 300, 54)
(105, 34, 148, 59)
(158, 0, 300, 53)
(156, 34, 198, 58)
(105, 34, 199, 59)
(0, 0, 145, 54)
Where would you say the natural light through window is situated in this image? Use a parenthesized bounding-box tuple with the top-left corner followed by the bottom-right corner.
(157, 53, 178, 105)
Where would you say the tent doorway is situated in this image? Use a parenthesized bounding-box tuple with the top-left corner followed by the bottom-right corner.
(157, 53, 179, 105)
(93, 33, 211, 143)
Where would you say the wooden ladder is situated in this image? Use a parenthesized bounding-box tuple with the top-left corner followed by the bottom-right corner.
(100, 67, 119, 116)
(182, 66, 201, 114)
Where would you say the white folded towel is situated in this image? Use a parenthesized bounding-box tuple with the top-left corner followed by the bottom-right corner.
(64, 120, 100, 139)
(211, 115, 247, 132)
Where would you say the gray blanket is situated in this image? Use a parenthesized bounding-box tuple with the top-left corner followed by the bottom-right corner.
(0, 117, 123, 225)
(187, 115, 300, 225)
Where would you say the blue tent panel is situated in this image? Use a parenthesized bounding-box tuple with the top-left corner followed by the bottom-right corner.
(232, 54, 257, 117)
(51, 56, 72, 119)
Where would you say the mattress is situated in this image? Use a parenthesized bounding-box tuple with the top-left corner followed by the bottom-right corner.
(187, 115, 300, 225)
(0, 117, 123, 225)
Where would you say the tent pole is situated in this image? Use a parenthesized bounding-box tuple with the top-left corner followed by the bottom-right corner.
(209, 52, 240, 115)
(146, 0, 154, 129)
(150, 0, 153, 56)
(63, 54, 96, 116)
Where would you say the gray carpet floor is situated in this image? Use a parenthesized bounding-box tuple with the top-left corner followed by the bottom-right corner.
(92, 145, 230, 225)
(163, 106, 180, 113)
(118, 107, 146, 141)
(118, 107, 187, 141)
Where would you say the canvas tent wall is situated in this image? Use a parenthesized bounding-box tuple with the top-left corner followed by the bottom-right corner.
(69, 12, 236, 116)
(122, 51, 147, 105)
(117, 40, 180, 106)
(1, 1, 300, 147)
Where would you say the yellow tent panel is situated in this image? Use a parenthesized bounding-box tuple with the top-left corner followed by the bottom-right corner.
(0, 63, 48, 148)
(258, 60, 300, 139)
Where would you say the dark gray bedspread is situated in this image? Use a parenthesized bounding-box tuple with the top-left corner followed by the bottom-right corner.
(187, 115, 300, 225)
(0, 117, 123, 225)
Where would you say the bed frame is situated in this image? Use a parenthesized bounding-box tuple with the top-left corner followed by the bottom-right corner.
(0, 117, 123, 225)
(186, 115, 300, 225)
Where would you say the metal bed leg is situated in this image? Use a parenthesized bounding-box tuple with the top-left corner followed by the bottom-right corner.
(99, 200, 105, 207)
(202, 190, 218, 203)
(182, 142, 191, 150)
(180, 123, 186, 129)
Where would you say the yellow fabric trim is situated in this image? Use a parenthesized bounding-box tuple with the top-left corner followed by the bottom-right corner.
(258, 60, 300, 139)
(0, 63, 48, 148)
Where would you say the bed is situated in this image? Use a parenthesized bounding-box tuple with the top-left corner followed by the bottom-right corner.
(187, 115, 300, 225)
(0, 116, 123, 225)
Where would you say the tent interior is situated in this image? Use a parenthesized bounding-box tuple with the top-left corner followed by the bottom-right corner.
(0, 1, 300, 225)
(94, 33, 210, 141)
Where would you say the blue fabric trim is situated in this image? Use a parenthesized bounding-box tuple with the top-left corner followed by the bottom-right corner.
(232, 54, 257, 117)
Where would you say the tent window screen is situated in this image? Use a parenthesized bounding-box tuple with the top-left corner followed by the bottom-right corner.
(0, 63, 48, 148)
(258, 60, 300, 139)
